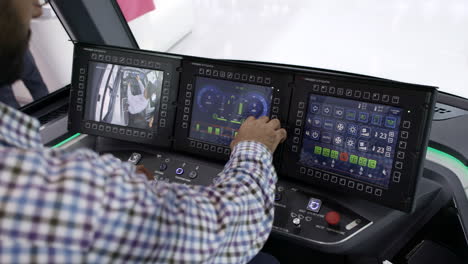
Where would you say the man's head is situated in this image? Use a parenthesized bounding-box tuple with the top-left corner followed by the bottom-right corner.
(0, 0, 35, 85)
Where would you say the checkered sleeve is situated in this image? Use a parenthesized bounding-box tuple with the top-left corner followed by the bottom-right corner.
(0, 141, 276, 263)
(210, 141, 277, 263)
(86, 141, 276, 263)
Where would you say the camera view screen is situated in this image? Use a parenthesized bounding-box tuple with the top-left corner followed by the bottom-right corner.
(299, 94, 403, 188)
(189, 77, 273, 146)
(85, 62, 163, 130)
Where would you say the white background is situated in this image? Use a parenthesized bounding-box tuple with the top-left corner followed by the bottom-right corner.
(19, 0, 468, 106)
(170, 0, 468, 99)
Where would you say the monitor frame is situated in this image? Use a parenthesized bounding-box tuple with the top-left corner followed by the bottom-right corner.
(69, 44, 181, 147)
(173, 59, 293, 160)
(281, 73, 437, 212)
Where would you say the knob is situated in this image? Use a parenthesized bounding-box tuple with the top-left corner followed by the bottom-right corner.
(175, 168, 184, 175)
(159, 163, 168, 171)
(189, 171, 198, 179)
(325, 211, 341, 226)
(274, 192, 282, 201)
(292, 217, 301, 226)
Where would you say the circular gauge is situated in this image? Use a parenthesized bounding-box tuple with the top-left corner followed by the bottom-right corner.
(243, 92, 269, 118)
(196, 86, 222, 112)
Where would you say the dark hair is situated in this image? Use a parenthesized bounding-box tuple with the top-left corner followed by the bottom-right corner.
(0, 0, 30, 85)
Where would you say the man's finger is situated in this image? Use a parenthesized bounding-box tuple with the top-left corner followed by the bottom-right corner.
(245, 116, 256, 123)
(258, 115, 270, 123)
(267, 118, 281, 130)
(276, 129, 288, 143)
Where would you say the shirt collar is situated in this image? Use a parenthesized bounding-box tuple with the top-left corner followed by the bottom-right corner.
(0, 102, 43, 150)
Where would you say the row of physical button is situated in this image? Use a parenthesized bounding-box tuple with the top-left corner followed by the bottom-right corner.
(158, 81, 169, 126)
(290, 101, 307, 152)
(299, 167, 383, 196)
(198, 68, 272, 85)
(180, 84, 192, 126)
(90, 53, 162, 69)
(75, 69, 87, 112)
(290, 212, 313, 222)
(181, 102, 190, 128)
(159, 82, 172, 127)
(182, 84, 194, 123)
(160, 98, 169, 127)
(393, 126, 410, 173)
(311, 84, 400, 105)
(85, 122, 154, 139)
(189, 141, 231, 155)
(392, 125, 409, 182)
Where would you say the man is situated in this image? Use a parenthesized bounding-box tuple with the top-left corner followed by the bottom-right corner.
(0, 0, 287, 263)
(126, 74, 153, 129)
(0, 0, 48, 108)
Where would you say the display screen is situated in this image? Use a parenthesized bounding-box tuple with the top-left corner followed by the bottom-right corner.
(84, 62, 163, 130)
(189, 77, 273, 146)
(300, 94, 403, 188)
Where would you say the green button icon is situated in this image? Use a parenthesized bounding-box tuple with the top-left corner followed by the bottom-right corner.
(314, 146, 322, 155)
(359, 157, 368, 167)
(368, 159, 377, 169)
(346, 111, 356, 120)
(323, 148, 331, 157)
(331, 150, 339, 159)
(350, 155, 358, 164)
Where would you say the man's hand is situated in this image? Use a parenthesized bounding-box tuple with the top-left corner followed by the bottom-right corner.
(230, 116, 287, 153)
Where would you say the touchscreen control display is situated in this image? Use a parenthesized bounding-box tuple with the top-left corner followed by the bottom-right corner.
(189, 77, 273, 146)
(300, 94, 403, 188)
(84, 62, 164, 130)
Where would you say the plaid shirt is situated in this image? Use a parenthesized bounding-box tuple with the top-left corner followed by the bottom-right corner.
(0, 103, 277, 263)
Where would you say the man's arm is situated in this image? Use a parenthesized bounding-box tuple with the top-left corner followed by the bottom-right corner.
(137, 76, 146, 95)
(95, 140, 275, 263)
(0, 117, 285, 263)
(85, 116, 286, 263)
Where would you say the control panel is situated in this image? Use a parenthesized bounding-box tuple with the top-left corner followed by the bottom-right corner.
(70, 43, 436, 213)
(121, 151, 220, 186)
(273, 181, 371, 245)
(282, 75, 435, 212)
(116, 150, 372, 246)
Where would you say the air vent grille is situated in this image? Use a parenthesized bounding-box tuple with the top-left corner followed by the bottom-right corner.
(434, 106, 452, 114)
(433, 103, 467, 121)
(38, 104, 69, 125)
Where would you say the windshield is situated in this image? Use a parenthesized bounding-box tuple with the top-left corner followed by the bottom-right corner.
(123, 0, 468, 99)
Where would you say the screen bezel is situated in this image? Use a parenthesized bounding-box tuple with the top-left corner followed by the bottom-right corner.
(69, 44, 181, 147)
(298, 93, 404, 190)
(282, 73, 436, 212)
(173, 59, 293, 160)
(188, 76, 275, 147)
(84, 61, 164, 131)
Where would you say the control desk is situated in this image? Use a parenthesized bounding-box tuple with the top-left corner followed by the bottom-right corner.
(65, 43, 443, 258)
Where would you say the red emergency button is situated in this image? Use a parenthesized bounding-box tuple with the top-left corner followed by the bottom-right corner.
(325, 211, 341, 226)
